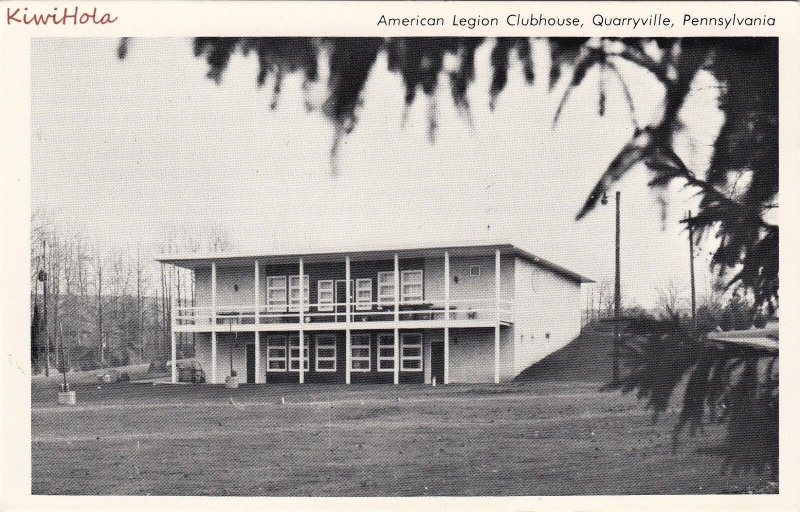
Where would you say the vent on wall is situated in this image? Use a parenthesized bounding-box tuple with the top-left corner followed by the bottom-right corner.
(469, 265, 481, 277)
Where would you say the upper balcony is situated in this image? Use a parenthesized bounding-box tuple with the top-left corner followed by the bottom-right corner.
(173, 297, 514, 332)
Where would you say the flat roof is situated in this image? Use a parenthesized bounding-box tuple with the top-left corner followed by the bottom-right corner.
(156, 240, 594, 284)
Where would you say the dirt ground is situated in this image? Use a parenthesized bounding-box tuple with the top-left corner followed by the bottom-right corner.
(31, 380, 775, 496)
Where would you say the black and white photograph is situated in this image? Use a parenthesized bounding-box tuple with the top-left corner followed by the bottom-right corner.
(7, 4, 791, 503)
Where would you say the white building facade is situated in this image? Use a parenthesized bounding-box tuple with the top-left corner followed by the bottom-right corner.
(159, 242, 592, 385)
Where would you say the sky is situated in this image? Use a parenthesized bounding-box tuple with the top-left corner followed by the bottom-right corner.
(30, 37, 724, 309)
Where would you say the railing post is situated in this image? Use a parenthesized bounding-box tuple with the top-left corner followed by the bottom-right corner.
(345, 256, 352, 385)
(393, 253, 400, 385)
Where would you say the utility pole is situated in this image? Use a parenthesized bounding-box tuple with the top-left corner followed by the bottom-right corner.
(687, 210, 697, 326)
(601, 190, 622, 385)
(613, 191, 621, 386)
(41, 239, 50, 377)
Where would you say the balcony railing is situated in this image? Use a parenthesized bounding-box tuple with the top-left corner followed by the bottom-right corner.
(173, 298, 514, 327)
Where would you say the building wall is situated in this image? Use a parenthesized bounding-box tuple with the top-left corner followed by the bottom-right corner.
(194, 332, 258, 384)
(443, 327, 514, 383)
(187, 252, 583, 384)
(194, 255, 512, 311)
(512, 257, 582, 374)
(423, 255, 514, 305)
(190, 328, 517, 384)
(194, 258, 426, 309)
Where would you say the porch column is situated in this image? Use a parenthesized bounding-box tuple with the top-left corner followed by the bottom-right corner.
(254, 260, 260, 325)
(254, 260, 261, 383)
(211, 331, 217, 384)
(393, 253, 400, 385)
(444, 251, 450, 385)
(254, 331, 261, 384)
(211, 261, 217, 327)
(211, 261, 218, 384)
(345, 256, 352, 384)
(170, 330, 177, 383)
(494, 249, 501, 384)
(298, 257, 304, 384)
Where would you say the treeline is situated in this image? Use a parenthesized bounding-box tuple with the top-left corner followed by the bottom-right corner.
(582, 279, 773, 331)
(30, 215, 230, 373)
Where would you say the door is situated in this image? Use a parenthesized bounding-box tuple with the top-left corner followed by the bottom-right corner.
(335, 280, 352, 322)
(245, 343, 256, 384)
(430, 342, 444, 384)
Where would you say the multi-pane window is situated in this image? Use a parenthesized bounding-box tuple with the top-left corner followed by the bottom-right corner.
(401, 333, 423, 371)
(378, 272, 396, 304)
(266, 276, 287, 312)
(377, 334, 395, 372)
(266, 336, 287, 371)
(355, 279, 373, 310)
(288, 275, 310, 312)
(288, 335, 309, 371)
(351, 334, 371, 372)
(315, 335, 337, 372)
(317, 280, 334, 312)
(401, 270, 423, 303)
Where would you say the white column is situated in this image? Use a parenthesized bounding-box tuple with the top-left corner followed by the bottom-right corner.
(393, 253, 400, 385)
(170, 330, 177, 383)
(298, 258, 304, 384)
(345, 256, 352, 385)
(254, 260, 260, 325)
(254, 260, 261, 383)
(211, 261, 217, 327)
(211, 261, 218, 384)
(254, 331, 261, 384)
(444, 251, 450, 385)
(494, 249, 501, 384)
(211, 331, 217, 384)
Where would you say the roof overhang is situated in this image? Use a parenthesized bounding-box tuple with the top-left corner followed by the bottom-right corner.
(156, 241, 594, 284)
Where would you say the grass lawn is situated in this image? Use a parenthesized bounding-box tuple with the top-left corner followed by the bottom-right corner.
(31, 378, 775, 496)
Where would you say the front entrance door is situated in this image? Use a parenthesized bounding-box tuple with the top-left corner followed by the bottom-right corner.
(245, 343, 256, 384)
(431, 342, 444, 383)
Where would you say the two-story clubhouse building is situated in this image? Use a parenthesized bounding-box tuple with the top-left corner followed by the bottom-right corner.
(159, 241, 592, 385)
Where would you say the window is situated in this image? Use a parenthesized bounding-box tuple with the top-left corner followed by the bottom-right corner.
(531, 272, 541, 293)
(266, 336, 287, 371)
(401, 333, 423, 372)
(377, 334, 395, 372)
(378, 272, 396, 304)
(355, 279, 373, 310)
(315, 335, 337, 372)
(469, 265, 481, 277)
(266, 276, 287, 312)
(317, 280, 334, 312)
(401, 270, 423, 303)
(351, 334, 371, 372)
(288, 335, 309, 371)
(288, 275, 310, 312)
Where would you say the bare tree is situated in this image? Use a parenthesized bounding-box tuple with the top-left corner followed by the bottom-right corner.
(93, 251, 105, 365)
(655, 281, 689, 321)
